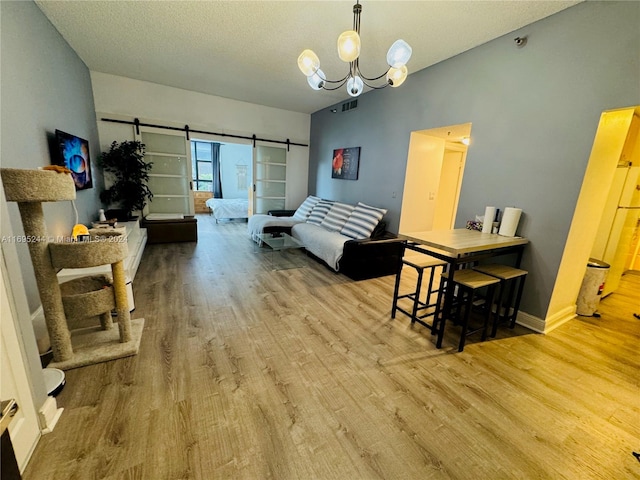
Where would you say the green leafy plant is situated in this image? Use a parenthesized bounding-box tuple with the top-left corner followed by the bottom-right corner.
(99, 140, 153, 219)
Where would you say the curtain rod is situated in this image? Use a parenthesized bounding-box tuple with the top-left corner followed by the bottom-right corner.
(100, 117, 309, 150)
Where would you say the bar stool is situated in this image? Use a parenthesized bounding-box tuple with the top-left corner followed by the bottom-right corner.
(434, 269, 500, 352)
(391, 254, 448, 330)
(473, 264, 528, 337)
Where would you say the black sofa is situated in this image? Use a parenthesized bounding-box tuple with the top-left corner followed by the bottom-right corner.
(266, 209, 406, 280)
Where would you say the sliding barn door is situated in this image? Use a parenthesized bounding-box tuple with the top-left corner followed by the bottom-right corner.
(136, 128, 194, 216)
(253, 143, 287, 214)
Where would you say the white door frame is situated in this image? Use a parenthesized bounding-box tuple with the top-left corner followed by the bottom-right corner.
(1, 258, 41, 472)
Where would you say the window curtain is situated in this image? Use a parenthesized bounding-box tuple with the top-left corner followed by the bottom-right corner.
(212, 142, 222, 198)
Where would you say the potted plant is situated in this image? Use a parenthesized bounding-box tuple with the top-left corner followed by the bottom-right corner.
(99, 140, 153, 221)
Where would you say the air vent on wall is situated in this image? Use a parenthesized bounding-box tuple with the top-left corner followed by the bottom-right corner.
(341, 99, 358, 112)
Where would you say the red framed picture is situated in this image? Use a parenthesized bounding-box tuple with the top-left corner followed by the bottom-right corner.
(332, 147, 360, 180)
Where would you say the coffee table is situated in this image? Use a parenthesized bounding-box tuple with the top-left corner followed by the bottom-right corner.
(255, 232, 307, 270)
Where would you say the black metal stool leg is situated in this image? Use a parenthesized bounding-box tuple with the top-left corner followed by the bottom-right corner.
(391, 265, 403, 319)
(510, 276, 526, 328)
(482, 285, 497, 341)
(435, 276, 450, 347)
(491, 281, 506, 338)
(410, 269, 425, 324)
(425, 266, 437, 307)
(458, 287, 472, 352)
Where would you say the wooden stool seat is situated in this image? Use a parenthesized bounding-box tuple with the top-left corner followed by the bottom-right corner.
(443, 269, 502, 289)
(474, 264, 527, 281)
(473, 264, 528, 337)
(434, 269, 500, 351)
(392, 254, 447, 330)
(402, 255, 448, 270)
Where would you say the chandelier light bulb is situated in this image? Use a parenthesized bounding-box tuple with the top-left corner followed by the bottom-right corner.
(337, 30, 361, 62)
(386, 39, 412, 68)
(387, 65, 408, 87)
(346, 75, 364, 97)
(307, 69, 326, 90)
(297, 49, 320, 77)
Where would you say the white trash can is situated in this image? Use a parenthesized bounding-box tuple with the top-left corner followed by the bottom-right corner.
(576, 258, 609, 317)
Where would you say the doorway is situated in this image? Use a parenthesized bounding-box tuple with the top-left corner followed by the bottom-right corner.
(590, 111, 640, 296)
(190, 139, 253, 214)
(546, 105, 640, 331)
(399, 123, 471, 232)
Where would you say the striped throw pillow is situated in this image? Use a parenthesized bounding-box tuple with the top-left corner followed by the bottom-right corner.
(307, 200, 334, 225)
(340, 202, 387, 239)
(292, 195, 321, 221)
(320, 202, 355, 232)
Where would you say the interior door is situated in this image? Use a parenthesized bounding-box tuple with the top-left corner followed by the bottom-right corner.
(432, 146, 466, 230)
(137, 128, 194, 216)
(1, 261, 41, 473)
(253, 144, 287, 214)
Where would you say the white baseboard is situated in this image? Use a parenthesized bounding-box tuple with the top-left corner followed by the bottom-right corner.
(515, 305, 577, 334)
(542, 305, 577, 333)
(30, 305, 43, 322)
(38, 397, 63, 434)
(515, 311, 546, 333)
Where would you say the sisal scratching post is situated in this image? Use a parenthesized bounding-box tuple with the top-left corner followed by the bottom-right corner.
(100, 312, 113, 331)
(110, 259, 131, 342)
(17, 202, 74, 362)
(1, 168, 77, 363)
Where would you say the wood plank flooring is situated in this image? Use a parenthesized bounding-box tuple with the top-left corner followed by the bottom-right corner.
(23, 216, 640, 479)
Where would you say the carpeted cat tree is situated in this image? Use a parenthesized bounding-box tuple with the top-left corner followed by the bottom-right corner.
(1, 168, 144, 370)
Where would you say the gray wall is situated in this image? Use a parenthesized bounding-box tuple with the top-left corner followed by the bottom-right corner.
(309, 1, 640, 319)
(1, 0, 103, 312)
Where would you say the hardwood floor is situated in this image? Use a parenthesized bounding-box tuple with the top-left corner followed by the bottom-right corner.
(24, 216, 640, 479)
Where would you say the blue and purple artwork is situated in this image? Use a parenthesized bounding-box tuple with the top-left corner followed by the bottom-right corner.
(55, 130, 92, 190)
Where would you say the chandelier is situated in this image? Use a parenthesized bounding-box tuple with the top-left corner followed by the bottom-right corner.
(297, 1, 412, 97)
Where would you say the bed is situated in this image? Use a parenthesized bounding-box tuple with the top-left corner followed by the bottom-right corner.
(205, 197, 249, 223)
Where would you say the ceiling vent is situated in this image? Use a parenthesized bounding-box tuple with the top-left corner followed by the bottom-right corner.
(341, 99, 358, 112)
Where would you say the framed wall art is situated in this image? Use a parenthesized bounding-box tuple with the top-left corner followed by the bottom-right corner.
(331, 147, 360, 180)
(53, 129, 93, 190)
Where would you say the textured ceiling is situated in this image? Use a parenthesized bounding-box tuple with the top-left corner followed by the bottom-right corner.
(35, 1, 580, 114)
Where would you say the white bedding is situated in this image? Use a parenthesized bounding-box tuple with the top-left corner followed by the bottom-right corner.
(206, 198, 248, 221)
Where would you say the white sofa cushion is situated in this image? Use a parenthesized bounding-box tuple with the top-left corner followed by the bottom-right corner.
(292, 195, 321, 221)
(340, 202, 387, 239)
(291, 222, 350, 271)
(320, 202, 355, 232)
(307, 200, 334, 226)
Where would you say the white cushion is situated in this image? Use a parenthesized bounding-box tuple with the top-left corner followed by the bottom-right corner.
(307, 200, 334, 226)
(340, 202, 387, 239)
(292, 195, 321, 221)
(320, 202, 355, 232)
(291, 222, 350, 271)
